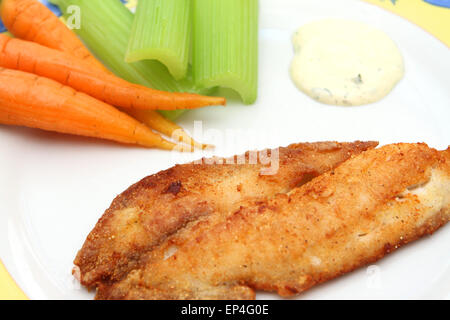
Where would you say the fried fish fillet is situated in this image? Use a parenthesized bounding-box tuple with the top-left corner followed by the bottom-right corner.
(75, 141, 377, 287)
(97, 143, 450, 300)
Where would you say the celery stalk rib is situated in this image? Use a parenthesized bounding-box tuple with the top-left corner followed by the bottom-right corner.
(193, 0, 259, 105)
(126, 0, 191, 81)
(50, 0, 205, 120)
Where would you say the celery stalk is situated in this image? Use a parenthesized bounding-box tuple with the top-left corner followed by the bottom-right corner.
(126, 0, 191, 81)
(193, 0, 259, 104)
(50, 0, 204, 120)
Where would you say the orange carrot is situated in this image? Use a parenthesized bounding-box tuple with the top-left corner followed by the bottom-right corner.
(0, 2, 218, 149)
(0, 0, 108, 72)
(0, 68, 179, 150)
(126, 109, 214, 150)
(0, 34, 226, 110)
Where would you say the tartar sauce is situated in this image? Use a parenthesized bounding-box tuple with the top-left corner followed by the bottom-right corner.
(290, 19, 405, 106)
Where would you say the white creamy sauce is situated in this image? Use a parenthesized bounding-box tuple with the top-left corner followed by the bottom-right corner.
(290, 19, 405, 106)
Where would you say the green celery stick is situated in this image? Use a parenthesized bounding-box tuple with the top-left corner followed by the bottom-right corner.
(50, 0, 206, 120)
(126, 0, 191, 81)
(193, 0, 259, 104)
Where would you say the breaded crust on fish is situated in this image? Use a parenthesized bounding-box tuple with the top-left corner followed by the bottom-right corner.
(97, 143, 450, 300)
(75, 141, 377, 287)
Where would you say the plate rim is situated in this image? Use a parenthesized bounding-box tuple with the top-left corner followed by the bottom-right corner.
(1, 0, 449, 300)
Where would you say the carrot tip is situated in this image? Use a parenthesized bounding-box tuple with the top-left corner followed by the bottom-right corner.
(187, 140, 214, 151)
(147, 139, 179, 151)
(201, 143, 215, 150)
(205, 96, 226, 107)
(168, 143, 195, 153)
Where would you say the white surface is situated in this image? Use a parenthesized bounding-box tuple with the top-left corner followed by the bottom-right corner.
(0, 0, 449, 300)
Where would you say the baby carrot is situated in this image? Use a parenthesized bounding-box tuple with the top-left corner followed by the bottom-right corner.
(0, 34, 226, 110)
(126, 109, 214, 150)
(0, 0, 108, 72)
(0, 68, 178, 150)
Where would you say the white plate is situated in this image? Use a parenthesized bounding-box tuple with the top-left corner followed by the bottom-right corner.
(0, 0, 449, 300)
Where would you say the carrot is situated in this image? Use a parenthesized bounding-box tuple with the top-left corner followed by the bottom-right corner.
(0, 34, 226, 110)
(126, 109, 214, 150)
(0, 68, 179, 150)
(0, 2, 217, 149)
(0, 0, 108, 72)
